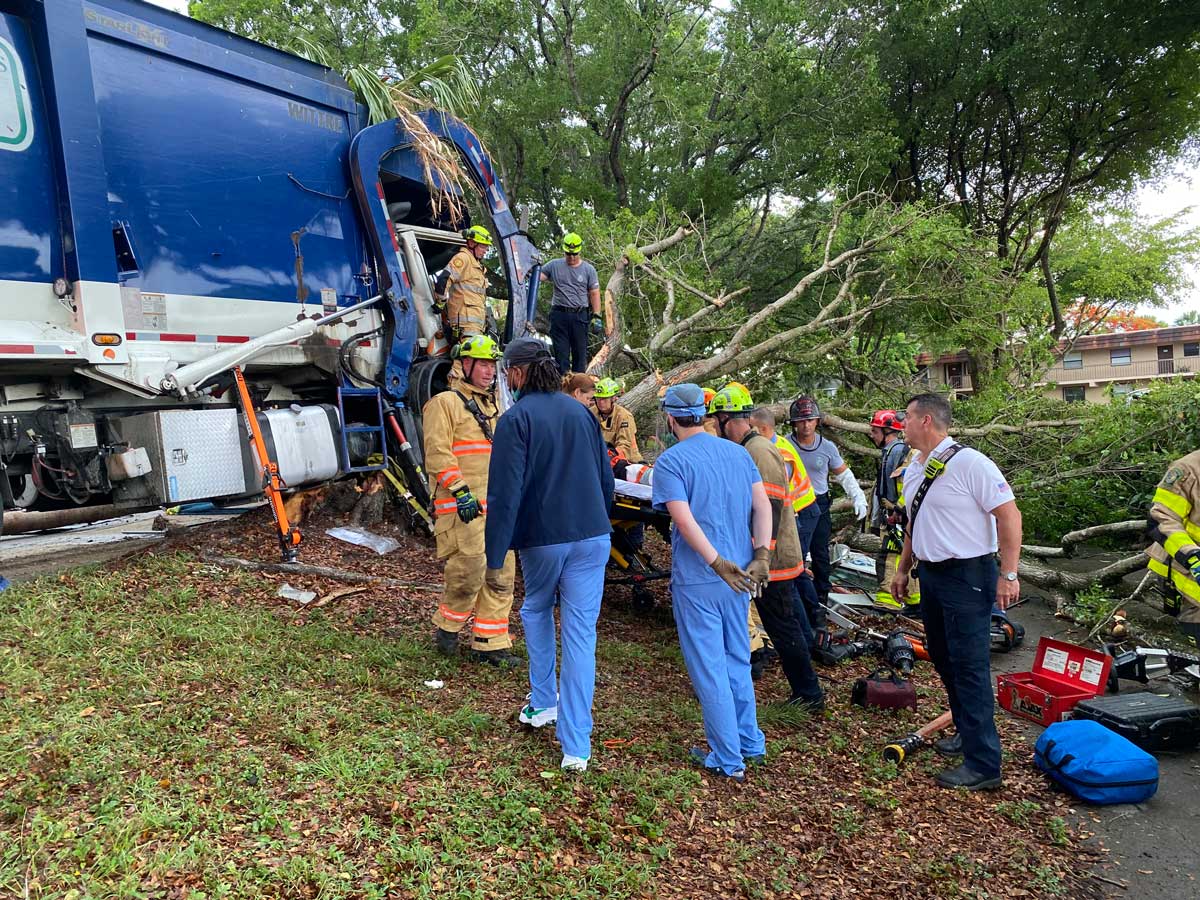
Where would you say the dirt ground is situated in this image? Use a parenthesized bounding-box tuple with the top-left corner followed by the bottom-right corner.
(3, 509, 1199, 896)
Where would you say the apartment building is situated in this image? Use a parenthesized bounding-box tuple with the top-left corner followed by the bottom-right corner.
(912, 324, 1200, 403)
(1040, 324, 1200, 403)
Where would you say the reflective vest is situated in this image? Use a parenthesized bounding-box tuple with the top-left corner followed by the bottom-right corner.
(773, 433, 816, 513)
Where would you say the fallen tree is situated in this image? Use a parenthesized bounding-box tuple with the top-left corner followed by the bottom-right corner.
(841, 530, 1149, 614)
(589, 192, 965, 415)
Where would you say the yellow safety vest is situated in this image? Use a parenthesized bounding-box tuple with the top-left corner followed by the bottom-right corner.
(773, 434, 816, 513)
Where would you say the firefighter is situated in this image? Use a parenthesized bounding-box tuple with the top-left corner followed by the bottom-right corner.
(1147, 449, 1200, 646)
(868, 409, 920, 611)
(786, 397, 868, 624)
(539, 232, 602, 374)
(434, 224, 493, 340)
(593, 378, 642, 463)
(749, 407, 819, 643)
(711, 385, 824, 710)
(423, 335, 519, 666)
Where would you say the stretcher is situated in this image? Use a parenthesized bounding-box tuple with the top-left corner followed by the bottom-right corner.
(608, 479, 672, 611)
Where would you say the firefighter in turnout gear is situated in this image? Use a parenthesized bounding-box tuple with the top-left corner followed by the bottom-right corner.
(1147, 449, 1200, 646)
(869, 409, 920, 611)
(434, 224, 492, 340)
(423, 335, 519, 666)
(593, 378, 642, 463)
(709, 385, 824, 709)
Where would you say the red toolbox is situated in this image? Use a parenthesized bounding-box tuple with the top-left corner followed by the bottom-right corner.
(997, 637, 1113, 726)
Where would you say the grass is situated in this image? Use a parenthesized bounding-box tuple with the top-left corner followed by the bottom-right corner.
(0, 548, 1091, 899)
(0, 556, 674, 898)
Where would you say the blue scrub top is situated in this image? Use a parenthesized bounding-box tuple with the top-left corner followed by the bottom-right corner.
(652, 432, 762, 586)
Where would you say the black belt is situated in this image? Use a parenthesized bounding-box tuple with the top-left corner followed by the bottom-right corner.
(916, 553, 994, 571)
(551, 306, 588, 313)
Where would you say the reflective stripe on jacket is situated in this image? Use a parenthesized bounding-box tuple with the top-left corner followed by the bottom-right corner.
(1148, 450, 1200, 615)
(773, 433, 815, 513)
(745, 433, 804, 581)
(422, 377, 499, 534)
(443, 247, 489, 334)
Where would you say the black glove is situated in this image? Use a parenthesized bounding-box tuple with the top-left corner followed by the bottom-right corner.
(589, 313, 604, 335)
(453, 486, 481, 524)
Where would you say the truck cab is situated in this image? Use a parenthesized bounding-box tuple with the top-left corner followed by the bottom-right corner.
(0, 0, 539, 522)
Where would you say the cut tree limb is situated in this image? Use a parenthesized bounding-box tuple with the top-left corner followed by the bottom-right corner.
(1022, 519, 1147, 558)
(201, 553, 442, 592)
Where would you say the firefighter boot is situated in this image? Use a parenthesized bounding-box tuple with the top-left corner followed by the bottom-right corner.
(435, 628, 459, 656)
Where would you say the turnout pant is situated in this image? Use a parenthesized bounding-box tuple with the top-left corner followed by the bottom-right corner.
(432, 517, 515, 650)
(756, 579, 823, 703)
(917, 555, 1002, 780)
(673, 580, 766, 776)
(550, 307, 589, 374)
(875, 549, 921, 610)
(519, 535, 610, 761)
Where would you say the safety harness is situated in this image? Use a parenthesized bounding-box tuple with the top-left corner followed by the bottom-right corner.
(453, 390, 495, 443)
(905, 442, 965, 539)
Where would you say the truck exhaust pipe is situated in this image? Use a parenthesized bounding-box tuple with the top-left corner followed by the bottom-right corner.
(1, 504, 157, 536)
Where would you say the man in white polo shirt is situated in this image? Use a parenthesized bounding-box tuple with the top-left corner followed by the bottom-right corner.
(890, 393, 1022, 791)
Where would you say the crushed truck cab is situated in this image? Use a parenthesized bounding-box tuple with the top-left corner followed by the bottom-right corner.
(0, 0, 538, 523)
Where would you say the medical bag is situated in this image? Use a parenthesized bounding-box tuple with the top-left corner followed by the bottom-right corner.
(1035, 720, 1158, 805)
(850, 668, 917, 711)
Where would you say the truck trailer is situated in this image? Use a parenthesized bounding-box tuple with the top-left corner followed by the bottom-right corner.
(0, 0, 540, 531)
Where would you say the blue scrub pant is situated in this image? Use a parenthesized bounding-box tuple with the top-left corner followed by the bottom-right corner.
(917, 555, 1002, 779)
(672, 580, 766, 775)
(519, 535, 610, 761)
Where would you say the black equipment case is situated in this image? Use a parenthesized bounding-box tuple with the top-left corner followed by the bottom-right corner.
(1072, 692, 1200, 752)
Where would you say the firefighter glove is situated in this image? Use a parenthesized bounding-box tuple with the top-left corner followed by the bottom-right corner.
(709, 555, 753, 594)
(453, 486, 481, 523)
(589, 313, 604, 335)
(747, 546, 771, 590)
(1188, 552, 1200, 584)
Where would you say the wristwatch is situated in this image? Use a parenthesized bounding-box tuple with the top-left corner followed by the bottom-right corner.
(1003, 571, 1019, 582)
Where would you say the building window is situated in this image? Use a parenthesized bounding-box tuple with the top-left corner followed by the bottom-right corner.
(1112, 383, 1134, 398)
(1062, 385, 1085, 403)
(1110, 347, 1132, 366)
(1062, 351, 1083, 370)
(1185, 342, 1199, 358)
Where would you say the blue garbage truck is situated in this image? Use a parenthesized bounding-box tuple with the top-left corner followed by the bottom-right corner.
(0, 0, 540, 527)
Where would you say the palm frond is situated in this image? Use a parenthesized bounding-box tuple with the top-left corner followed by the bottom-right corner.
(282, 34, 479, 228)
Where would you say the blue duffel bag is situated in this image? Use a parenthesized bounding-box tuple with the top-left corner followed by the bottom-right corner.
(1034, 720, 1158, 804)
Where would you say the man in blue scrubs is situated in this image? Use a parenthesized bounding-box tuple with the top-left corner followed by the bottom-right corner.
(652, 384, 774, 781)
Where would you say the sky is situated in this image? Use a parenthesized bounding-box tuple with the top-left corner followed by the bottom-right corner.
(1133, 170, 1200, 323)
(145, 0, 1198, 325)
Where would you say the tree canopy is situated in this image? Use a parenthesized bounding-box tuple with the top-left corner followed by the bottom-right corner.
(191, 0, 1200, 403)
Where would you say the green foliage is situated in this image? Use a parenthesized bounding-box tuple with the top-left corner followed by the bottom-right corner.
(1062, 586, 1120, 629)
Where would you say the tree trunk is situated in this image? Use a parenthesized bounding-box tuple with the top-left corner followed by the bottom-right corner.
(841, 532, 1149, 614)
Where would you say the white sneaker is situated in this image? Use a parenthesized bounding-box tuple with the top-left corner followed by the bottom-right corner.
(561, 754, 588, 772)
(519, 703, 558, 728)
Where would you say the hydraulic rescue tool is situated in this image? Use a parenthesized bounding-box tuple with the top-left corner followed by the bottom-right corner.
(883, 711, 955, 766)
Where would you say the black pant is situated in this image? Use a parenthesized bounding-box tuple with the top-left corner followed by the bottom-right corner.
(807, 493, 833, 603)
(550, 307, 589, 374)
(918, 555, 1002, 779)
(756, 579, 823, 703)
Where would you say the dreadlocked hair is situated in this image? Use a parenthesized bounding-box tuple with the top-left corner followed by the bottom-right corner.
(522, 357, 564, 394)
(561, 372, 595, 394)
